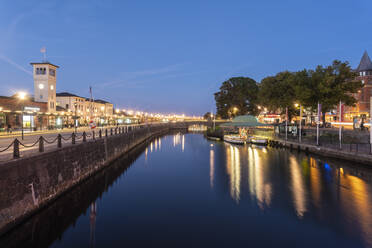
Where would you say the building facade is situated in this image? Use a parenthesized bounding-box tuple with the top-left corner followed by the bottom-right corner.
(56, 92, 114, 127)
(343, 51, 372, 122)
(0, 58, 116, 132)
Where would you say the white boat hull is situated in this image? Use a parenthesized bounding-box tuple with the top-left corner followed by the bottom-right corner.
(224, 135, 245, 144)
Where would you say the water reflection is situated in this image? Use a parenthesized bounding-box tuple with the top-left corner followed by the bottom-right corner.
(289, 156, 307, 217)
(89, 202, 97, 248)
(2, 133, 372, 248)
(209, 145, 214, 189)
(247, 146, 272, 209)
(339, 170, 372, 246)
(225, 144, 241, 202)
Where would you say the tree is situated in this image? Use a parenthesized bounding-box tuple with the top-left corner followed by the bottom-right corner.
(258, 71, 297, 120)
(203, 112, 212, 120)
(295, 60, 362, 125)
(214, 77, 259, 119)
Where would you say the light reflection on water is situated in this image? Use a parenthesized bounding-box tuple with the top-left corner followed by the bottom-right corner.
(212, 139, 372, 247)
(4, 133, 372, 248)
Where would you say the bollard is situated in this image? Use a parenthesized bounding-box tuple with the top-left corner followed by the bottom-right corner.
(83, 131, 87, 142)
(99, 129, 102, 139)
(115, 128, 117, 135)
(111, 128, 113, 136)
(105, 129, 108, 137)
(72, 133, 76, 144)
(39, 136, 44, 152)
(93, 130, 95, 140)
(58, 134, 62, 148)
(13, 138, 20, 159)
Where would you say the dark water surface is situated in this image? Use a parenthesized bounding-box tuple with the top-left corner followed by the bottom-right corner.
(2, 133, 372, 248)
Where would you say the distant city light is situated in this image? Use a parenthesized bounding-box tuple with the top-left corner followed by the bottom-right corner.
(17, 92, 27, 100)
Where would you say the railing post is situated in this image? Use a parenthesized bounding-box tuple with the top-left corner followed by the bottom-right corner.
(93, 130, 95, 140)
(99, 129, 102, 139)
(105, 129, 108, 137)
(115, 128, 117, 135)
(39, 136, 44, 152)
(72, 133, 76, 144)
(13, 138, 20, 159)
(58, 134, 62, 148)
(83, 131, 87, 142)
(111, 128, 113, 136)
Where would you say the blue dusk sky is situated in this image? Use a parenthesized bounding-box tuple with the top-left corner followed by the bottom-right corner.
(0, 0, 371, 115)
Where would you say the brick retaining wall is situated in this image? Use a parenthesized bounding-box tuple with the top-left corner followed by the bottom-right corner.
(0, 124, 169, 235)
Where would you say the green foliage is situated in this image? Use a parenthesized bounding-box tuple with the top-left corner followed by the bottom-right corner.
(294, 60, 362, 123)
(214, 60, 362, 121)
(203, 112, 212, 120)
(214, 77, 259, 119)
(258, 71, 297, 119)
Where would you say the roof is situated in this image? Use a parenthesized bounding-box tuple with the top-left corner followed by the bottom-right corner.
(30, 62, 59, 68)
(56, 92, 81, 97)
(220, 115, 271, 127)
(84, 98, 111, 104)
(57, 92, 112, 104)
(356, 51, 372, 72)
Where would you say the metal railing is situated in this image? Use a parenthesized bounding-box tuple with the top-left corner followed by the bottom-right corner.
(276, 128, 372, 155)
(0, 123, 164, 160)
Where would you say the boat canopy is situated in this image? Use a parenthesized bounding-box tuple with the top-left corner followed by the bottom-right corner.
(220, 115, 271, 128)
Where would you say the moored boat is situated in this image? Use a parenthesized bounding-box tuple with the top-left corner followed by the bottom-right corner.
(223, 135, 245, 144)
(250, 138, 268, 146)
(206, 136, 221, 141)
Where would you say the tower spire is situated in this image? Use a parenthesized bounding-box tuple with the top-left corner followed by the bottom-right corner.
(357, 50, 372, 72)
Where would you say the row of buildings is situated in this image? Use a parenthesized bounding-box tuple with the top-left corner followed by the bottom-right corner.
(0, 61, 135, 132)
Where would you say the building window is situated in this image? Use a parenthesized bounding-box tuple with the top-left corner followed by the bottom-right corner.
(40, 94, 43, 99)
(66, 104, 69, 109)
(49, 69, 55, 77)
(36, 67, 46, 75)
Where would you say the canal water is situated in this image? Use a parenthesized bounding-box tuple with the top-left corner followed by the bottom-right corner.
(1, 133, 372, 248)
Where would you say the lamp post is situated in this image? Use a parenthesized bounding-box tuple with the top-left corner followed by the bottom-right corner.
(74, 102, 78, 133)
(17, 92, 26, 140)
(285, 107, 288, 141)
(294, 103, 302, 143)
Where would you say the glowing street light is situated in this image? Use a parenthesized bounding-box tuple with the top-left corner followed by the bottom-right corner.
(17, 91, 27, 140)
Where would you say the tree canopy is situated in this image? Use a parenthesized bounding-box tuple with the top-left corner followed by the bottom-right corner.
(215, 60, 362, 121)
(214, 77, 259, 119)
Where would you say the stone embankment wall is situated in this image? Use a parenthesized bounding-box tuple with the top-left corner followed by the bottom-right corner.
(0, 124, 169, 235)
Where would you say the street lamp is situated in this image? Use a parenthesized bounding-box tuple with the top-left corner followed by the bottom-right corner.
(100, 106, 105, 126)
(294, 102, 302, 143)
(17, 92, 26, 140)
(74, 102, 78, 133)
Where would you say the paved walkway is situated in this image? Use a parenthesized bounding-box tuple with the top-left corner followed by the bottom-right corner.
(0, 125, 136, 162)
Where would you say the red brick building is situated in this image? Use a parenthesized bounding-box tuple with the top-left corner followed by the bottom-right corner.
(343, 51, 372, 122)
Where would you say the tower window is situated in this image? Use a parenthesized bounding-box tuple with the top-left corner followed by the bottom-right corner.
(36, 68, 46, 75)
(50, 85, 54, 90)
(40, 95, 43, 99)
(49, 69, 55, 77)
